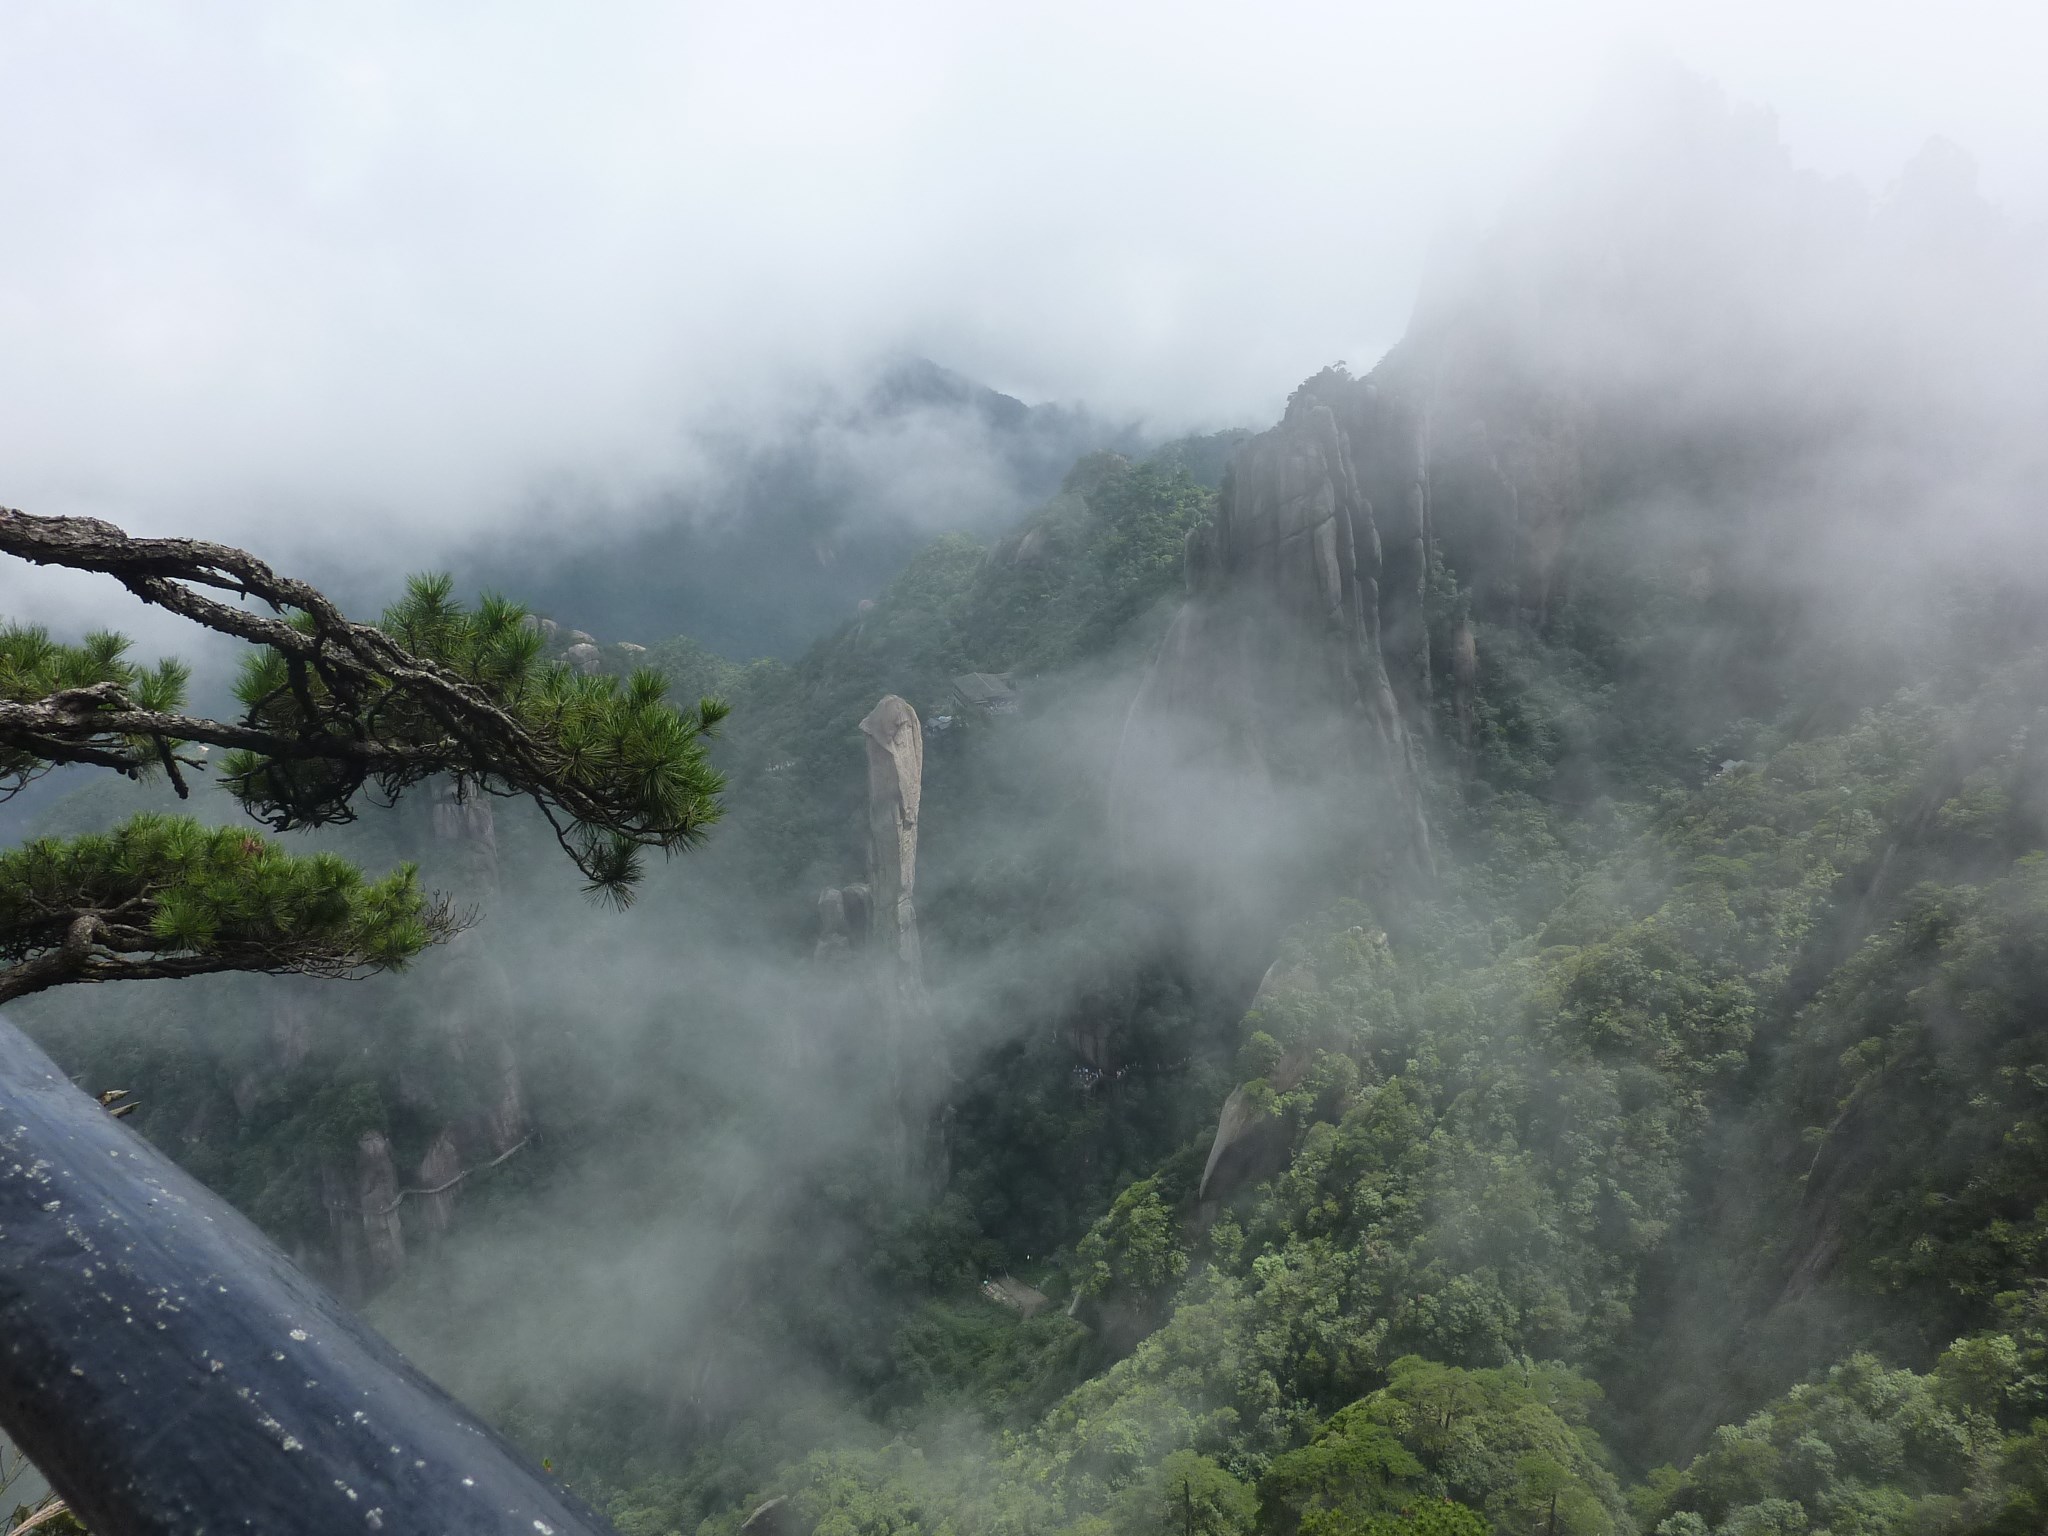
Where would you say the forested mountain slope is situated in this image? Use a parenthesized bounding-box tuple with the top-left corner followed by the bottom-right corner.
(452, 356, 1153, 660)
(13, 90, 2048, 1536)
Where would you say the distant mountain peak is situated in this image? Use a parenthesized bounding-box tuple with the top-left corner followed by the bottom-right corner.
(862, 354, 1032, 431)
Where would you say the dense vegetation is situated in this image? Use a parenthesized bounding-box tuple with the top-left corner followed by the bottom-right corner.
(0, 537, 731, 1012)
(13, 327, 2048, 1536)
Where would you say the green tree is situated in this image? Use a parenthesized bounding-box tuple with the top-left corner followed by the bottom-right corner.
(1320, 1359, 1625, 1536)
(1077, 1177, 1191, 1300)
(1260, 1404, 1427, 1532)
(1633, 1344, 2048, 1534)
(1118, 1451, 1258, 1536)
(0, 507, 727, 1001)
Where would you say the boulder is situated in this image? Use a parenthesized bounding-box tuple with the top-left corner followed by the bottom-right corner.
(562, 642, 601, 676)
(980, 1275, 1050, 1319)
(1198, 1046, 1311, 1202)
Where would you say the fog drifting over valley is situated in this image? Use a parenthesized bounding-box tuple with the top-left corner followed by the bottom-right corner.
(12, 11, 2048, 1532)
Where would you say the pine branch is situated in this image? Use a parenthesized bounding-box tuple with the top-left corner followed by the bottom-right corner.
(0, 891, 469, 1006)
(0, 810, 472, 1004)
(0, 691, 418, 768)
(0, 507, 726, 895)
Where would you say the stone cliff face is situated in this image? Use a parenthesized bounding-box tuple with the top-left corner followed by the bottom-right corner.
(322, 1129, 407, 1299)
(1109, 370, 1439, 897)
(1110, 336, 1591, 908)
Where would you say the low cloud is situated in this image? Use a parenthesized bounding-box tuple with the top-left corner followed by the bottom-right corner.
(2, 2, 2043, 620)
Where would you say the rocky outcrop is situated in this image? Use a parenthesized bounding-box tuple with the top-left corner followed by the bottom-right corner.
(807, 697, 943, 1177)
(358, 1132, 406, 1278)
(429, 780, 528, 1159)
(860, 695, 928, 1017)
(1197, 1084, 1285, 1203)
(813, 882, 871, 964)
(1109, 370, 1436, 910)
(807, 694, 925, 989)
(1250, 952, 1315, 1013)
(980, 1275, 1050, 1318)
(412, 1130, 463, 1240)
(478, 1030, 529, 1158)
(301, 776, 531, 1300)
(1198, 1047, 1311, 1203)
(323, 1129, 406, 1297)
(1450, 617, 1478, 754)
(1109, 344, 1591, 923)
(522, 614, 650, 677)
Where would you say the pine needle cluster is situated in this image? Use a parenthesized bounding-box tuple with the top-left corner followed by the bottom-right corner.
(0, 813, 458, 1003)
(225, 573, 728, 900)
(0, 623, 191, 791)
(0, 507, 731, 1002)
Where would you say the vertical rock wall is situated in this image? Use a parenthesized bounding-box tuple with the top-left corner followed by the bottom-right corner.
(1109, 340, 1588, 920)
(1109, 369, 1435, 900)
(321, 1130, 406, 1298)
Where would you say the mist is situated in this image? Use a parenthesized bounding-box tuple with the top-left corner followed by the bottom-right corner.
(4, 4, 2044, 598)
(8, 9, 2048, 1536)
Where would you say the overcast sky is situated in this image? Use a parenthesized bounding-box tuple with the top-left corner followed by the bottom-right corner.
(2, 0, 2045, 589)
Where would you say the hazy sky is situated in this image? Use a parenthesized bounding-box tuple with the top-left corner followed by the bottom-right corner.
(2, 1, 2045, 574)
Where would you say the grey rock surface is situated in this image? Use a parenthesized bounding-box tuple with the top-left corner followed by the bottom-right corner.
(860, 695, 926, 993)
(1109, 371, 1435, 894)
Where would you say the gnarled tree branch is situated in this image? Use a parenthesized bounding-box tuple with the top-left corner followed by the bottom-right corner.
(0, 895, 470, 1007)
(0, 507, 724, 893)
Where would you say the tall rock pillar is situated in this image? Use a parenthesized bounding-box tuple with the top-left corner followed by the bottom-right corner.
(858, 695, 943, 1178)
(859, 695, 930, 1022)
